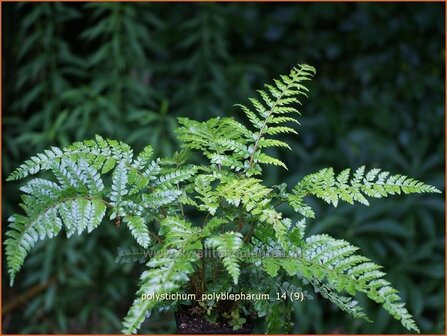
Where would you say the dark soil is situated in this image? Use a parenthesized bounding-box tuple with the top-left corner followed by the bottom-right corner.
(175, 303, 254, 334)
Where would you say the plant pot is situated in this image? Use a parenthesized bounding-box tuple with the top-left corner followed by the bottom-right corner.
(175, 305, 254, 334)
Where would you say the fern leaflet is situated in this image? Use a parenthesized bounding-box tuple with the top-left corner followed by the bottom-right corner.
(205, 232, 243, 284)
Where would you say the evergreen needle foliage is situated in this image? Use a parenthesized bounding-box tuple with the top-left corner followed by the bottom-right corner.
(5, 64, 440, 334)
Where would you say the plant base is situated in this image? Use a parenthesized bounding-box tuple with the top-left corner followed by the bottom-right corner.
(175, 305, 254, 334)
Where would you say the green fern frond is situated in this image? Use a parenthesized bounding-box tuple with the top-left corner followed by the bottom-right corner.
(289, 166, 441, 217)
(122, 216, 200, 334)
(78, 160, 105, 195)
(122, 255, 196, 334)
(205, 232, 243, 284)
(49, 159, 87, 190)
(250, 230, 420, 332)
(238, 64, 315, 175)
(47, 159, 105, 196)
(5, 147, 170, 285)
(290, 234, 420, 332)
(235, 104, 263, 129)
(5, 212, 60, 286)
(5, 195, 107, 286)
(6, 135, 133, 181)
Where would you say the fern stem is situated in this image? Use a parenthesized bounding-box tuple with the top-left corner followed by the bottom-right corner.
(201, 243, 206, 293)
(148, 231, 162, 243)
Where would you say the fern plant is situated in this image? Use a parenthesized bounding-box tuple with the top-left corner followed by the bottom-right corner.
(5, 64, 440, 334)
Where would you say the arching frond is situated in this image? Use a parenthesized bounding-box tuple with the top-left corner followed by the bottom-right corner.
(288, 234, 419, 333)
(5, 195, 107, 286)
(289, 167, 441, 218)
(122, 216, 200, 334)
(7, 135, 134, 181)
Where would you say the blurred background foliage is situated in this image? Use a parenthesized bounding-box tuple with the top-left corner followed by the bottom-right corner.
(2, 2, 445, 334)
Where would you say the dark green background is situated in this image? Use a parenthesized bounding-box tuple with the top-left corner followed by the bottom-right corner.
(2, 2, 445, 334)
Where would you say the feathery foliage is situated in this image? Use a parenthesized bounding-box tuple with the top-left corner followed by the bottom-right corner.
(205, 232, 243, 284)
(296, 234, 420, 332)
(289, 166, 441, 219)
(122, 216, 200, 334)
(5, 64, 441, 334)
(237, 64, 316, 175)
